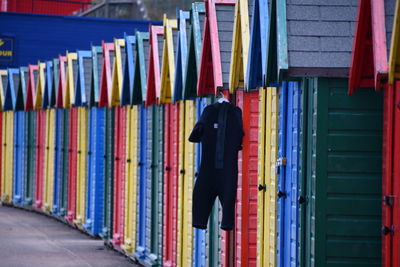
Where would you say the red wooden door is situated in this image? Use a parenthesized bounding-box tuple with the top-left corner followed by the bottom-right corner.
(112, 105, 127, 246)
(163, 103, 180, 267)
(233, 90, 259, 267)
(391, 81, 400, 266)
(34, 110, 47, 209)
(0, 112, 2, 197)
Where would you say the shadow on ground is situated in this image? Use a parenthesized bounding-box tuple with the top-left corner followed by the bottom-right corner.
(0, 205, 140, 267)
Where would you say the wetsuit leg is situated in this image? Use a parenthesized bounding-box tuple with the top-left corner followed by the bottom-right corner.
(217, 168, 238, 231)
(192, 171, 218, 229)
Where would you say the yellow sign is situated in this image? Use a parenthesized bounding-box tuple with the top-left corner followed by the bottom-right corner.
(0, 37, 14, 62)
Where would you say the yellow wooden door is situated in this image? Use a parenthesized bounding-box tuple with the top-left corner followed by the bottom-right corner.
(122, 105, 139, 253)
(257, 87, 278, 267)
(43, 108, 56, 212)
(75, 106, 88, 225)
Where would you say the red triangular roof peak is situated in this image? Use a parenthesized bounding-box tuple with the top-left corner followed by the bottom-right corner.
(99, 41, 115, 107)
(145, 25, 164, 107)
(349, 0, 388, 95)
(197, 0, 236, 97)
(25, 64, 38, 111)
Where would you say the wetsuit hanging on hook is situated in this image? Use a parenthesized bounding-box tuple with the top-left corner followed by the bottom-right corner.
(189, 94, 244, 231)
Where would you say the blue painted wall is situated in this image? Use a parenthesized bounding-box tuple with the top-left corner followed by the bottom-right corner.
(0, 12, 160, 68)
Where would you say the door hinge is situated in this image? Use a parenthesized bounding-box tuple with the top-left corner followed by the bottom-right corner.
(383, 195, 394, 206)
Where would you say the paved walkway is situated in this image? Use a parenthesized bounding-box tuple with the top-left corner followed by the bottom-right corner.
(0, 205, 139, 267)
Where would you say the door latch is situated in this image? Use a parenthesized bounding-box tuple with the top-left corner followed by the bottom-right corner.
(275, 157, 287, 174)
(258, 184, 267, 192)
(383, 195, 394, 206)
(277, 190, 287, 198)
(382, 225, 394, 236)
(298, 196, 306, 204)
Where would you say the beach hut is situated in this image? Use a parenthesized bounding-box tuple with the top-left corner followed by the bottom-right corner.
(84, 45, 106, 236)
(138, 23, 165, 267)
(4, 68, 23, 206)
(196, 1, 236, 265)
(99, 42, 116, 241)
(244, 1, 278, 266)
(349, 0, 396, 265)
(161, 12, 181, 267)
(0, 69, 13, 203)
(33, 62, 46, 210)
(0, 70, 14, 204)
(13, 67, 29, 206)
(228, 0, 262, 266)
(48, 58, 61, 215)
(111, 37, 128, 248)
(121, 34, 139, 254)
(65, 52, 79, 223)
(271, 1, 385, 265)
(53, 56, 69, 216)
(73, 50, 92, 226)
(165, 11, 197, 267)
(23, 65, 38, 206)
(42, 61, 56, 213)
(386, 1, 400, 265)
(181, 3, 208, 267)
(131, 31, 150, 260)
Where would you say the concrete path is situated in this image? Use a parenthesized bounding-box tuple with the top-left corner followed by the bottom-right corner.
(0, 205, 140, 267)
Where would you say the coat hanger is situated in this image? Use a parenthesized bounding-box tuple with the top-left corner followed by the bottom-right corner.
(217, 91, 229, 103)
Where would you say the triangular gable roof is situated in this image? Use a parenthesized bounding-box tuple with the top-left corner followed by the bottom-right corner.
(42, 61, 53, 109)
(121, 35, 136, 106)
(197, 0, 236, 96)
(145, 25, 164, 106)
(349, 0, 394, 94)
(160, 15, 178, 104)
(3, 68, 19, 111)
(90, 46, 103, 106)
(34, 62, 46, 110)
(0, 70, 7, 111)
(15, 67, 28, 111)
(56, 56, 66, 108)
(183, 2, 206, 100)
(25, 64, 38, 111)
(75, 50, 92, 106)
(110, 38, 125, 107)
(99, 42, 115, 107)
(172, 10, 190, 103)
(64, 52, 78, 108)
(49, 58, 58, 108)
(229, 0, 252, 92)
(132, 32, 150, 105)
(246, 0, 269, 90)
(389, 0, 400, 85)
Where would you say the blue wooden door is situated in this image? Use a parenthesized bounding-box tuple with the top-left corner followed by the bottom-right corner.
(84, 106, 105, 235)
(13, 111, 25, 206)
(277, 81, 301, 267)
(52, 108, 64, 214)
(135, 105, 148, 259)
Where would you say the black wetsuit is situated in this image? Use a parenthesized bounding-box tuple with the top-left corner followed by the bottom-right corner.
(189, 102, 244, 231)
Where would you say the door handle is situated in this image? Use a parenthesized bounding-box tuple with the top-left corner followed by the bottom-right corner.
(298, 196, 306, 204)
(258, 184, 266, 192)
(277, 191, 286, 198)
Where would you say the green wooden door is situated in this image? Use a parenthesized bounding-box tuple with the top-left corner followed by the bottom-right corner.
(102, 107, 115, 240)
(60, 109, 70, 216)
(301, 78, 382, 266)
(25, 110, 36, 206)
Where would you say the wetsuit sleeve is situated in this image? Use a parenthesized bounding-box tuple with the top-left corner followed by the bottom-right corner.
(235, 107, 244, 151)
(189, 106, 209, 143)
